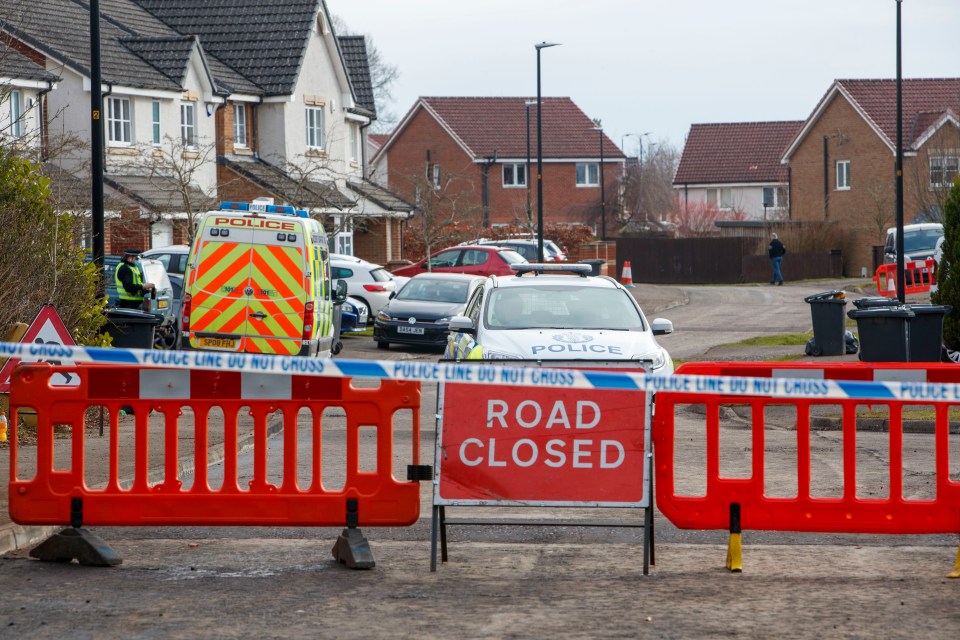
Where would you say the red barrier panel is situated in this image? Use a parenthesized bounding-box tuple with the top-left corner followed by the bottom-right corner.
(8, 364, 423, 528)
(653, 362, 960, 535)
(873, 259, 936, 297)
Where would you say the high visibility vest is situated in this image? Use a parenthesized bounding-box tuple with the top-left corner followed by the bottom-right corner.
(447, 333, 483, 360)
(115, 262, 145, 302)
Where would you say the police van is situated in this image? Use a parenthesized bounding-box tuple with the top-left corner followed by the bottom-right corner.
(180, 200, 345, 356)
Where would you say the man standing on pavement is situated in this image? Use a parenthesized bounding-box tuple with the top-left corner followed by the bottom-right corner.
(768, 233, 786, 286)
(114, 249, 155, 309)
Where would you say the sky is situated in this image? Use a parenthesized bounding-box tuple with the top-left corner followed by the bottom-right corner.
(331, 0, 960, 157)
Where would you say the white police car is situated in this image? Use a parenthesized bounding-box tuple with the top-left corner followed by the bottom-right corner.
(443, 263, 674, 373)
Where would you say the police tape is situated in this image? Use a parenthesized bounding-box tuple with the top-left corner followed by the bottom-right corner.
(0, 340, 957, 403)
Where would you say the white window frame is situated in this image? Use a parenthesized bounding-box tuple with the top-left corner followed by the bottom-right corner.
(180, 102, 197, 149)
(151, 100, 161, 146)
(233, 104, 247, 148)
(706, 187, 733, 209)
(836, 160, 851, 190)
(432, 164, 441, 189)
(502, 163, 527, 188)
(575, 162, 599, 187)
(335, 215, 353, 255)
(9, 89, 22, 138)
(106, 96, 132, 146)
(306, 106, 324, 150)
(929, 156, 959, 189)
(349, 124, 359, 162)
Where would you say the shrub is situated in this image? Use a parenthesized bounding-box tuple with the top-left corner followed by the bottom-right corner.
(932, 179, 960, 348)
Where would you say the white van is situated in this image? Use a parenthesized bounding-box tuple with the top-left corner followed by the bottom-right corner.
(883, 223, 943, 264)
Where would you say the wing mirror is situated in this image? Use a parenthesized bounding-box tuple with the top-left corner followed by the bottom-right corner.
(651, 318, 673, 336)
(448, 315, 475, 334)
(334, 279, 348, 303)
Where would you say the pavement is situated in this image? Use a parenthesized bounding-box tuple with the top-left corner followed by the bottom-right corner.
(0, 278, 931, 555)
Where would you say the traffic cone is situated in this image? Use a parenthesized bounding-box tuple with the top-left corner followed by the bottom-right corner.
(620, 260, 635, 288)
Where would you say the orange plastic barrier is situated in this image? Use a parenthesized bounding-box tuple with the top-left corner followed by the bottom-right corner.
(873, 259, 936, 297)
(8, 364, 423, 528)
(653, 361, 960, 535)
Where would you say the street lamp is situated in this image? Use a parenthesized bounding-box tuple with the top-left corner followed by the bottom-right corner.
(535, 41, 560, 262)
(895, 0, 905, 304)
(525, 100, 537, 227)
(593, 125, 606, 239)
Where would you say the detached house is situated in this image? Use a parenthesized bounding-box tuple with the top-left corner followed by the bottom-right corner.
(0, 0, 411, 263)
(0, 44, 59, 151)
(372, 96, 624, 232)
(673, 121, 803, 222)
(782, 78, 960, 275)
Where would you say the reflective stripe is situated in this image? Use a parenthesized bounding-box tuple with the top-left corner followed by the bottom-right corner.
(114, 262, 144, 301)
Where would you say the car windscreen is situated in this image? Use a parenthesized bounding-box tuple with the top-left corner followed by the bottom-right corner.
(397, 278, 471, 303)
(485, 285, 645, 330)
(903, 229, 942, 253)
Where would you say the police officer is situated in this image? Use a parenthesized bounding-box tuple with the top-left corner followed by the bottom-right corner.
(114, 249, 155, 309)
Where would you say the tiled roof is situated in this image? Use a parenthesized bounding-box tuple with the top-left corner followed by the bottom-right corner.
(338, 35, 375, 117)
(415, 97, 625, 160)
(346, 179, 413, 212)
(104, 172, 217, 212)
(220, 155, 354, 210)
(673, 121, 803, 185)
(119, 35, 196, 85)
(41, 163, 137, 211)
(836, 78, 960, 149)
(133, 0, 319, 96)
(368, 133, 389, 148)
(0, 43, 59, 82)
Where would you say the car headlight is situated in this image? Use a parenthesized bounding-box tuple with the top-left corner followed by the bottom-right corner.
(636, 349, 667, 371)
(376, 310, 391, 322)
(482, 347, 523, 360)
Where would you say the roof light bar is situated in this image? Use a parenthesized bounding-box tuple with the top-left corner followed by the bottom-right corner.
(511, 263, 592, 277)
(218, 201, 309, 218)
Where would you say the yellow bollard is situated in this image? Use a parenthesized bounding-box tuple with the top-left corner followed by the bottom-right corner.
(948, 545, 960, 579)
(725, 503, 742, 573)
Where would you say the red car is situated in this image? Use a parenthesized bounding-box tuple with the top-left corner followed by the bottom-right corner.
(392, 245, 527, 278)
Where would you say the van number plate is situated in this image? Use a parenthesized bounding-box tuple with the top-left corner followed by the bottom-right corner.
(198, 337, 237, 349)
(398, 326, 424, 335)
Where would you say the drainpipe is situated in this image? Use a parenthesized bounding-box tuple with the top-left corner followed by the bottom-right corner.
(822, 135, 829, 219)
(786, 165, 792, 220)
(481, 151, 497, 229)
(36, 80, 54, 162)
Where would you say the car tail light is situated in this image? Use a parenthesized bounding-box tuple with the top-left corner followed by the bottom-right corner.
(302, 301, 315, 340)
(181, 293, 192, 332)
(363, 284, 389, 292)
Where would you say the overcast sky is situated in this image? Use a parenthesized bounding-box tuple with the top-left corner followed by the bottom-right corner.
(332, 0, 960, 156)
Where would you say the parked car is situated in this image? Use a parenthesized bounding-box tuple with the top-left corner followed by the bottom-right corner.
(883, 223, 943, 264)
(392, 245, 527, 278)
(102, 255, 178, 349)
(444, 263, 674, 373)
(475, 239, 565, 262)
(340, 296, 369, 333)
(374, 273, 487, 350)
(141, 245, 190, 276)
(330, 254, 401, 321)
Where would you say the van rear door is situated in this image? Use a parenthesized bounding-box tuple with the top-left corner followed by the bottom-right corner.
(243, 230, 307, 355)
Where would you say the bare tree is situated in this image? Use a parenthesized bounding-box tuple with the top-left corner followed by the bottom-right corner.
(400, 168, 483, 262)
(330, 14, 401, 131)
(620, 140, 678, 229)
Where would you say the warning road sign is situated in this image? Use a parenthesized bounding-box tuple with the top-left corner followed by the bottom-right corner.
(0, 305, 78, 392)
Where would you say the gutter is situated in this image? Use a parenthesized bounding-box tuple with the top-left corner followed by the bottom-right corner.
(36, 80, 54, 162)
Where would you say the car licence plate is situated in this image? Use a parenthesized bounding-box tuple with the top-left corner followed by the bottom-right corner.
(158, 299, 168, 309)
(397, 326, 424, 335)
(198, 337, 237, 349)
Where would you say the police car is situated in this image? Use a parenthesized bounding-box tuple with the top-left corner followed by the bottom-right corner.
(443, 263, 674, 373)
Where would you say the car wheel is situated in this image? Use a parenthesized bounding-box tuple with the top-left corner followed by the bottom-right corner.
(154, 325, 178, 350)
(377, 341, 389, 350)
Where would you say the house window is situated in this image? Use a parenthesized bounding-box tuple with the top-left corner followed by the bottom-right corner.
(502, 163, 527, 188)
(930, 156, 959, 189)
(234, 104, 247, 148)
(180, 102, 196, 149)
(706, 188, 733, 209)
(350, 124, 359, 162)
(8, 89, 22, 138)
(335, 216, 353, 255)
(836, 160, 851, 190)
(576, 162, 599, 187)
(432, 164, 441, 189)
(151, 100, 161, 145)
(306, 106, 324, 149)
(106, 96, 132, 145)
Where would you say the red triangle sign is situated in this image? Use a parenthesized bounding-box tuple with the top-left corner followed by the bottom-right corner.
(0, 304, 78, 392)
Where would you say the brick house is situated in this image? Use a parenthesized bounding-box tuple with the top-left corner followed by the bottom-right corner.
(782, 78, 960, 275)
(0, 0, 411, 263)
(673, 121, 803, 222)
(371, 96, 624, 236)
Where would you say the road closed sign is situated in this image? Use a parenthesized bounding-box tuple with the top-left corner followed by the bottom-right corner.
(435, 381, 649, 507)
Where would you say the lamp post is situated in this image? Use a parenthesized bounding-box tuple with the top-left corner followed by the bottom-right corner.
(895, 0, 905, 304)
(593, 125, 606, 239)
(535, 41, 560, 262)
(525, 100, 537, 227)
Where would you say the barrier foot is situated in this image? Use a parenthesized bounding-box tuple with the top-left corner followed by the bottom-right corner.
(725, 503, 742, 573)
(948, 545, 960, 579)
(29, 527, 122, 567)
(332, 528, 375, 570)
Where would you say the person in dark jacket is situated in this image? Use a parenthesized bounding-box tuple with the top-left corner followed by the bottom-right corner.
(114, 249, 155, 308)
(768, 233, 786, 285)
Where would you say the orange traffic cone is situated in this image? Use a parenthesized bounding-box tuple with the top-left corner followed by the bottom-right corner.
(620, 260, 635, 288)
